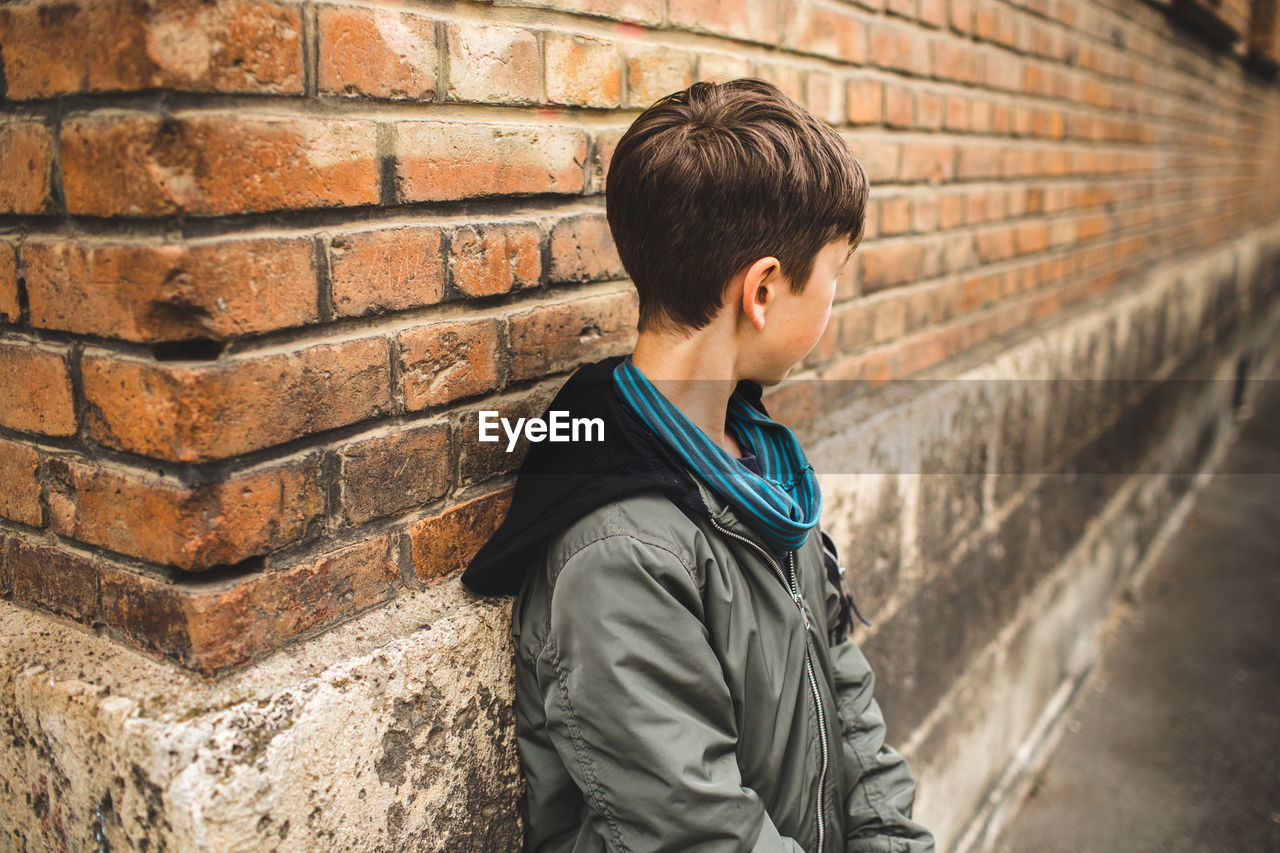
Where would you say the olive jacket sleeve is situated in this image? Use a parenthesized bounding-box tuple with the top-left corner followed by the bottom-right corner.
(822, 537, 937, 853)
(540, 532, 804, 853)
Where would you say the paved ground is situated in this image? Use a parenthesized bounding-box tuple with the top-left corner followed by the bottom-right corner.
(995, 365, 1280, 853)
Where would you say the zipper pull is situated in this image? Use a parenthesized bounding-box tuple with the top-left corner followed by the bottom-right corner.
(792, 592, 811, 630)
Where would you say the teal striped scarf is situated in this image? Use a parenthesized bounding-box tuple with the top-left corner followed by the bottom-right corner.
(612, 355, 821, 554)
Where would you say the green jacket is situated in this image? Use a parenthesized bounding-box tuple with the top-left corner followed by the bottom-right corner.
(463, 357, 935, 853)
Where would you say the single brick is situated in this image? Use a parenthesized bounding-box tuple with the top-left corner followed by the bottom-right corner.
(507, 289, 637, 381)
(398, 318, 502, 410)
(0, 0, 303, 99)
(851, 135, 901, 184)
(753, 62, 806, 103)
(880, 196, 912, 235)
(0, 438, 41, 527)
(884, 82, 914, 128)
(490, 0, 662, 24)
(782, 1, 868, 63)
(409, 489, 512, 583)
(805, 72, 844, 126)
(24, 236, 318, 342)
(869, 20, 932, 76)
(625, 44, 694, 108)
(396, 121, 587, 201)
(669, 0, 782, 45)
(697, 53, 753, 82)
(328, 227, 444, 318)
(545, 33, 622, 108)
(46, 454, 325, 570)
(9, 537, 98, 625)
(450, 223, 542, 298)
(0, 242, 19, 323)
(339, 424, 452, 526)
(60, 112, 379, 217)
(847, 77, 884, 125)
(0, 120, 54, 214)
(549, 213, 624, 283)
(446, 21, 539, 104)
(455, 382, 558, 482)
(0, 342, 77, 436)
(591, 127, 626, 193)
(81, 336, 392, 462)
(318, 5, 437, 99)
(931, 39, 979, 84)
(919, 0, 947, 27)
(101, 534, 400, 674)
(860, 242, 924, 292)
(899, 140, 954, 183)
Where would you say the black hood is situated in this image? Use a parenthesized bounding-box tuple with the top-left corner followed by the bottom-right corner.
(460, 355, 770, 596)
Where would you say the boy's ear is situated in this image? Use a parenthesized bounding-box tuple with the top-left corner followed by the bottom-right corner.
(738, 256, 781, 331)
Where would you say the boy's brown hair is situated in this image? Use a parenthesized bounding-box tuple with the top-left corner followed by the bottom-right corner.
(605, 77, 868, 333)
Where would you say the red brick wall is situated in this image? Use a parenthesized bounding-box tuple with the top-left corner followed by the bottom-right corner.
(1, 0, 1278, 675)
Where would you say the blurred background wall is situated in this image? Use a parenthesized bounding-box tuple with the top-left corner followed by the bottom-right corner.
(1, 0, 1278, 849)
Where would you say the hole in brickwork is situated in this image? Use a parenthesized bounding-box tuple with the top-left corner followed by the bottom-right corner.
(152, 338, 226, 361)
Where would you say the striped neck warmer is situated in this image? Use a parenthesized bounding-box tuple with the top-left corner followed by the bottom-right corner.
(612, 354, 822, 555)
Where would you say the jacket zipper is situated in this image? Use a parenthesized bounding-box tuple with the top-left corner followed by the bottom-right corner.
(707, 516, 830, 853)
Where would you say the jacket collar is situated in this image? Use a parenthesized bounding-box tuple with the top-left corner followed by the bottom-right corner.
(460, 355, 777, 595)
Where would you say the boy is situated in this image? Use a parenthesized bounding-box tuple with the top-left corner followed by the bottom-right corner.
(462, 78, 935, 853)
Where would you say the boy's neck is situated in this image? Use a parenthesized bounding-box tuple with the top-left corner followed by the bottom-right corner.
(631, 325, 743, 457)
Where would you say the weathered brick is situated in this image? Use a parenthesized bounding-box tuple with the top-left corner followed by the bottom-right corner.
(398, 318, 502, 410)
(491, 0, 662, 24)
(10, 537, 98, 625)
(46, 455, 325, 570)
(0, 120, 54, 214)
(0, 0, 303, 99)
(625, 44, 695, 108)
(591, 127, 626, 193)
(101, 534, 400, 673)
(0, 438, 41, 527)
(445, 21, 538, 104)
(409, 489, 512, 583)
(24, 237, 318, 342)
(949, 0, 974, 32)
(455, 382, 558, 482)
(860, 241, 924, 292)
(669, 0, 782, 45)
(846, 77, 884, 125)
(549, 213, 624, 283)
(396, 121, 587, 201)
(0, 342, 76, 436)
(450, 223, 542, 298)
(507, 290, 637, 381)
(0, 242, 19, 324)
(545, 33, 622, 108)
(869, 20, 932, 76)
(318, 6, 437, 100)
(60, 112, 379, 217)
(328, 227, 444, 318)
(339, 424, 452, 526)
(81, 336, 392, 462)
(782, 1, 868, 63)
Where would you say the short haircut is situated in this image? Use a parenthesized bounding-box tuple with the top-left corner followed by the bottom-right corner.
(605, 78, 868, 333)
